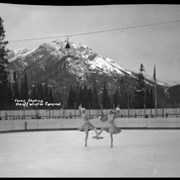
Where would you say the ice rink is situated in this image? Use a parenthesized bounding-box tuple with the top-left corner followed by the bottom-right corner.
(0, 129, 180, 177)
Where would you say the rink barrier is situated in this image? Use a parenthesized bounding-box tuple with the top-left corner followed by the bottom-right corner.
(1, 108, 180, 120)
(1, 118, 180, 133)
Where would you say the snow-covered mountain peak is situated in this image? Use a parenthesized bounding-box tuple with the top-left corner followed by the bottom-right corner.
(14, 47, 30, 54)
(8, 47, 34, 62)
(50, 39, 66, 50)
(8, 39, 137, 81)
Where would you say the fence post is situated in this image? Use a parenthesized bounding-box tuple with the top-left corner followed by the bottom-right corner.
(62, 105, 65, 119)
(59, 107, 61, 118)
(48, 107, 50, 119)
(23, 106, 25, 119)
(144, 103, 146, 118)
(74, 102, 76, 119)
(36, 106, 39, 119)
(5, 112, 8, 120)
(25, 121, 27, 130)
(11, 119, 14, 130)
(127, 103, 130, 118)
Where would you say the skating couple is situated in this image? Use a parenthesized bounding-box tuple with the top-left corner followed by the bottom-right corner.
(78, 105, 121, 148)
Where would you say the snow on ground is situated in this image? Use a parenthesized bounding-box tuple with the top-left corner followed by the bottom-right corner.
(0, 130, 180, 177)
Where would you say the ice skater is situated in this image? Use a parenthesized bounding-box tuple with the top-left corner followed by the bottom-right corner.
(94, 107, 121, 148)
(78, 105, 103, 147)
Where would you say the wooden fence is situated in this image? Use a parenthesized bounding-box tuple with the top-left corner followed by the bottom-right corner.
(1, 108, 180, 120)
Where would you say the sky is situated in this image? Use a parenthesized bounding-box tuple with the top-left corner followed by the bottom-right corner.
(1, 3, 180, 85)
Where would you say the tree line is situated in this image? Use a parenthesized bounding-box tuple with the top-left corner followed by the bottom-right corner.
(1, 69, 155, 110)
(66, 67, 154, 110)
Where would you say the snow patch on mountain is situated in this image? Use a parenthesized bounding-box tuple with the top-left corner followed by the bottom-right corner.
(88, 55, 121, 75)
(8, 48, 35, 62)
(66, 56, 88, 81)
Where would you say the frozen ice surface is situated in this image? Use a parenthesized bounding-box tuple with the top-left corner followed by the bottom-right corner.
(0, 130, 180, 177)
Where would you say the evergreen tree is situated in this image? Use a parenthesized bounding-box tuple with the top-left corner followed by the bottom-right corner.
(118, 77, 127, 109)
(37, 83, 44, 100)
(145, 88, 154, 109)
(49, 86, 54, 103)
(23, 73, 29, 100)
(55, 91, 62, 104)
(145, 88, 150, 108)
(128, 93, 132, 109)
(87, 88, 93, 109)
(44, 82, 49, 102)
(150, 88, 154, 108)
(19, 78, 24, 100)
(20, 73, 29, 100)
(92, 78, 99, 109)
(6, 82, 13, 108)
(31, 84, 38, 99)
(44, 84, 54, 104)
(67, 86, 76, 109)
(74, 82, 80, 108)
(79, 86, 83, 106)
(0, 17, 9, 109)
(101, 82, 110, 109)
(113, 89, 120, 108)
(82, 85, 88, 108)
(135, 64, 146, 108)
(12, 72, 19, 100)
(13, 80, 19, 100)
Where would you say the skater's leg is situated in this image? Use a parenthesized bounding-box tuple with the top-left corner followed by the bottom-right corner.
(85, 129, 89, 147)
(97, 126, 106, 136)
(110, 131, 113, 148)
(93, 128, 99, 136)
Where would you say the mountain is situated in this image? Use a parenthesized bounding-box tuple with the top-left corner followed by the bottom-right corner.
(8, 40, 133, 76)
(7, 39, 151, 83)
(6, 39, 179, 107)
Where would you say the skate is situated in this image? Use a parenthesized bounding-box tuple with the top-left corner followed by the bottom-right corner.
(92, 135, 103, 140)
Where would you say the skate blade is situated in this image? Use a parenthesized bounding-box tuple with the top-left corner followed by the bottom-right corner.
(92, 136, 103, 140)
